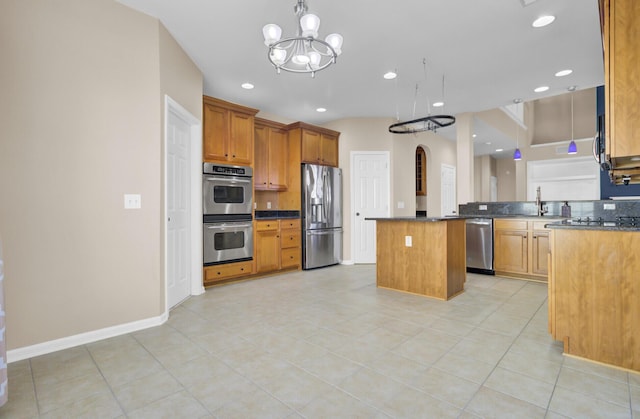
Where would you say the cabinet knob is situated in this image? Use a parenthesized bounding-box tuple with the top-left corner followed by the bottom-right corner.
(232, 154, 236, 158)
(217, 272, 221, 275)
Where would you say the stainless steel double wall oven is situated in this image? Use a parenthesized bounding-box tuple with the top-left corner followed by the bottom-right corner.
(202, 163, 253, 265)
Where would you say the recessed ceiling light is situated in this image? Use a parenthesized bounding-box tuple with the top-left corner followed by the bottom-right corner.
(555, 69, 573, 77)
(532, 15, 555, 28)
(472, 134, 477, 138)
(513, 98, 523, 104)
(496, 148, 504, 152)
(432, 102, 444, 107)
(241, 82, 254, 90)
(534, 86, 549, 93)
(485, 142, 492, 145)
(383, 71, 397, 80)
(316, 107, 327, 113)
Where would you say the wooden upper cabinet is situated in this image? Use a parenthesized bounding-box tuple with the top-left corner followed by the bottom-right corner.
(603, 0, 640, 162)
(254, 118, 288, 191)
(320, 133, 339, 167)
(290, 122, 340, 167)
(203, 103, 229, 162)
(202, 96, 258, 165)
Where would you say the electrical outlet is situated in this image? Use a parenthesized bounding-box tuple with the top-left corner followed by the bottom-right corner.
(479, 204, 488, 210)
(124, 194, 141, 209)
(267, 201, 272, 209)
(397, 201, 405, 209)
(604, 203, 616, 210)
(405, 236, 412, 247)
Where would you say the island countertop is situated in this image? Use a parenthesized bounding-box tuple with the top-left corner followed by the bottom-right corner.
(365, 216, 470, 222)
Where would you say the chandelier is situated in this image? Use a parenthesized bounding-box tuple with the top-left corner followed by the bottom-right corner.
(262, 0, 343, 77)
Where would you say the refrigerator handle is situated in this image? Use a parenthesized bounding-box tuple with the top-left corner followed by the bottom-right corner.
(323, 170, 330, 222)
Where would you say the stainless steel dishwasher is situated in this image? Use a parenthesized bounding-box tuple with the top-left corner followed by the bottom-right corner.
(465, 218, 494, 275)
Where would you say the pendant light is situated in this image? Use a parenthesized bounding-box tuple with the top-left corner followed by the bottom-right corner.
(568, 89, 577, 154)
(513, 125, 522, 161)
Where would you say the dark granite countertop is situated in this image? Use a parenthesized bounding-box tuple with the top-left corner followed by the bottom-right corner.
(366, 216, 468, 222)
(545, 220, 640, 232)
(255, 210, 300, 220)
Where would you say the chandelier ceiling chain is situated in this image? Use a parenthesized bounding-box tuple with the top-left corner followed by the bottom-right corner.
(262, 0, 343, 78)
(388, 58, 456, 134)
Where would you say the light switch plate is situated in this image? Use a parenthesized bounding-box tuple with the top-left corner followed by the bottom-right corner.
(604, 203, 616, 210)
(405, 236, 412, 247)
(397, 201, 405, 209)
(267, 201, 272, 209)
(124, 194, 141, 209)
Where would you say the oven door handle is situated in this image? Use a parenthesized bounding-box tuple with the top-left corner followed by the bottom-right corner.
(206, 223, 252, 229)
(204, 176, 251, 184)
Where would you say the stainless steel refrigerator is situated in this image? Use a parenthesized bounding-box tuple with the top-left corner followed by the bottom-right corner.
(301, 163, 343, 270)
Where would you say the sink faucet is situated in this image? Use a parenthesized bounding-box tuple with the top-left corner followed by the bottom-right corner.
(536, 186, 548, 216)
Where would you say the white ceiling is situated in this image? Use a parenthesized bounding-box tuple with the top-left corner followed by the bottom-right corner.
(117, 0, 604, 157)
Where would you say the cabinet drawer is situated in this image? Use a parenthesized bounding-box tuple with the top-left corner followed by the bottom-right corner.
(495, 219, 528, 230)
(255, 220, 278, 231)
(204, 260, 253, 284)
(281, 247, 301, 268)
(280, 219, 300, 230)
(531, 221, 550, 231)
(280, 230, 301, 249)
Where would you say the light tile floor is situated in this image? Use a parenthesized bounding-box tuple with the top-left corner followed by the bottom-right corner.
(2, 265, 639, 418)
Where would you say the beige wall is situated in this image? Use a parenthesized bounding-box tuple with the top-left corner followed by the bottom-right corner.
(477, 104, 594, 202)
(496, 158, 517, 201)
(0, 0, 202, 350)
(323, 118, 456, 262)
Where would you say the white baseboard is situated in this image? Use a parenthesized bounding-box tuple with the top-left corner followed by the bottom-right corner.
(7, 311, 169, 363)
(340, 260, 355, 265)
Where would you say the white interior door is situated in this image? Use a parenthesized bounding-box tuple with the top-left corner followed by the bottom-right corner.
(352, 152, 390, 264)
(167, 103, 192, 308)
(441, 164, 457, 216)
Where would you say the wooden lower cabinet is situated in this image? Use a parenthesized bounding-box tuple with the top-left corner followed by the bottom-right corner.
(255, 220, 280, 273)
(255, 219, 302, 274)
(203, 260, 253, 286)
(280, 219, 301, 269)
(494, 218, 550, 281)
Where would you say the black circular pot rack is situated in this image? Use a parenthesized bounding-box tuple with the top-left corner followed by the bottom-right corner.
(388, 114, 456, 134)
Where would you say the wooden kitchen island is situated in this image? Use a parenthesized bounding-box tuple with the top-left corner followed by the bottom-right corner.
(370, 217, 466, 301)
(547, 221, 640, 372)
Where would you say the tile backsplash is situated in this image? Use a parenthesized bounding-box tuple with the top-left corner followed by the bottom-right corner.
(458, 200, 640, 220)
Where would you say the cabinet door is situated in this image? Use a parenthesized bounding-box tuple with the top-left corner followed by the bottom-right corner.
(606, 0, 640, 158)
(255, 222, 280, 273)
(268, 128, 289, 190)
(254, 125, 269, 190)
(531, 230, 550, 277)
(301, 129, 321, 163)
(229, 112, 254, 164)
(203, 104, 229, 162)
(321, 133, 339, 166)
(494, 229, 528, 273)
